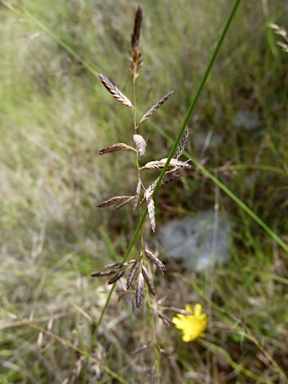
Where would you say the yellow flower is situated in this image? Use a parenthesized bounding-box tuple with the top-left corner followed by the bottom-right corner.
(172, 304, 208, 342)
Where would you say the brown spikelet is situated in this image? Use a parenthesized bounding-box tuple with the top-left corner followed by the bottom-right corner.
(133, 180, 141, 210)
(98, 74, 134, 108)
(173, 128, 189, 159)
(131, 6, 142, 50)
(126, 257, 141, 289)
(136, 272, 145, 308)
(99, 143, 136, 155)
(104, 262, 124, 269)
(144, 249, 166, 274)
(141, 265, 156, 295)
(133, 134, 146, 155)
(115, 196, 134, 210)
(162, 172, 182, 185)
(138, 90, 174, 127)
(107, 270, 125, 285)
(130, 51, 143, 82)
(91, 270, 117, 277)
(130, 6, 143, 83)
(96, 195, 134, 209)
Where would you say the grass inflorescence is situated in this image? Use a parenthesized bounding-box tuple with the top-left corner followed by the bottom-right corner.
(93, 6, 191, 309)
(1, 0, 288, 383)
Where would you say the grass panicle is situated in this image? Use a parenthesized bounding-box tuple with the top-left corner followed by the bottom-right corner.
(93, 7, 190, 308)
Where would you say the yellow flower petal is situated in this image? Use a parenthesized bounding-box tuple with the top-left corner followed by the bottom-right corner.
(185, 304, 193, 313)
(194, 303, 202, 316)
(173, 303, 208, 343)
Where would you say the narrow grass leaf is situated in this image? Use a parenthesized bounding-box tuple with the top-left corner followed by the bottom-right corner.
(138, 90, 174, 127)
(98, 74, 134, 108)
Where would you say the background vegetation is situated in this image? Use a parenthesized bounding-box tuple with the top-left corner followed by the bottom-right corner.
(1, 0, 288, 383)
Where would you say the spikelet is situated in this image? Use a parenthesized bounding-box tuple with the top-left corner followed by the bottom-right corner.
(96, 195, 134, 209)
(98, 74, 134, 108)
(99, 143, 136, 155)
(136, 272, 145, 308)
(115, 196, 134, 210)
(126, 257, 142, 289)
(141, 265, 156, 295)
(130, 6, 143, 83)
(133, 180, 141, 210)
(141, 158, 191, 171)
(144, 189, 156, 232)
(173, 128, 189, 159)
(138, 90, 174, 127)
(107, 270, 126, 285)
(144, 249, 166, 274)
(133, 134, 146, 155)
(91, 270, 118, 278)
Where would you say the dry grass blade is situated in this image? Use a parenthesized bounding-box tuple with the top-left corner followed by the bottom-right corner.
(144, 190, 156, 232)
(115, 196, 134, 210)
(133, 180, 141, 210)
(144, 249, 166, 274)
(133, 134, 146, 155)
(141, 265, 156, 295)
(173, 128, 189, 159)
(99, 143, 136, 155)
(126, 257, 141, 289)
(96, 195, 134, 209)
(107, 270, 125, 285)
(98, 74, 134, 108)
(138, 90, 174, 127)
(136, 272, 145, 308)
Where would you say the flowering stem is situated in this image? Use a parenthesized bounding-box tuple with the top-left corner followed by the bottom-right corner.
(96, 0, 242, 332)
